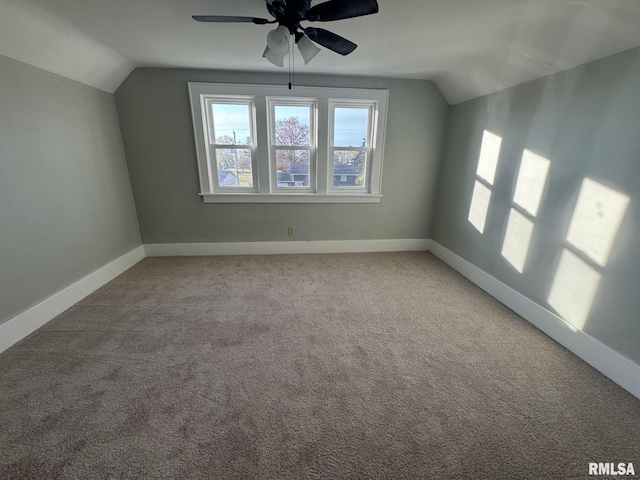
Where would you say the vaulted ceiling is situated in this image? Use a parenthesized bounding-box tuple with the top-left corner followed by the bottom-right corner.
(2, 0, 640, 104)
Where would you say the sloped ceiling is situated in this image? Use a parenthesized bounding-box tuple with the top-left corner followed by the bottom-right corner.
(2, 0, 640, 104)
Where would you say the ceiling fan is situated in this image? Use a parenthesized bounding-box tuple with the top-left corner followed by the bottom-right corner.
(193, 0, 380, 67)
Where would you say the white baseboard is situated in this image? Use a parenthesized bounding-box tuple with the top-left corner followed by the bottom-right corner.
(428, 241, 640, 399)
(144, 239, 431, 257)
(0, 246, 145, 354)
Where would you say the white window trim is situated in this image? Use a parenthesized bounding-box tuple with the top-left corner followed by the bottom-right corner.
(267, 97, 317, 194)
(328, 100, 376, 194)
(188, 83, 388, 204)
(203, 96, 258, 194)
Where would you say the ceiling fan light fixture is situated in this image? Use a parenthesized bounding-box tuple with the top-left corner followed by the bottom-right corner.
(296, 34, 321, 65)
(262, 45, 286, 67)
(266, 25, 290, 57)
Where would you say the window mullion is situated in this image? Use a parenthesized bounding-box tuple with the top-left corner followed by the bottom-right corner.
(254, 96, 270, 193)
(316, 98, 329, 195)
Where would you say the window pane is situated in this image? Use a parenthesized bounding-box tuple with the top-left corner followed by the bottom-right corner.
(214, 148, 252, 187)
(274, 106, 310, 146)
(211, 103, 251, 145)
(333, 150, 365, 187)
(334, 108, 369, 147)
(275, 149, 310, 187)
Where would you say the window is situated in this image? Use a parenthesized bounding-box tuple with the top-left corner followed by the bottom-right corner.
(189, 83, 388, 203)
(269, 99, 316, 192)
(329, 102, 374, 192)
(204, 98, 257, 193)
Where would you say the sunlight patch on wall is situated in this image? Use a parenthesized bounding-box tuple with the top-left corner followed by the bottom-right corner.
(476, 130, 502, 185)
(566, 178, 630, 267)
(501, 209, 535, 273)
(548, 249, 602, 331)
(499, 149, 550, 273)
(468, 130, 502, 234)
(512, 150, 550, 217)
(468, 181, 492, 234)
(547, 178, 630, 331)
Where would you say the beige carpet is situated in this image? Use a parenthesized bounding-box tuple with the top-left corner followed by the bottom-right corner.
(0, 252, 638, 479)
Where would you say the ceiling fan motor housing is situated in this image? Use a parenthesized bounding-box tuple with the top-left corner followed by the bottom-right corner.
(268, 0, 313, 33)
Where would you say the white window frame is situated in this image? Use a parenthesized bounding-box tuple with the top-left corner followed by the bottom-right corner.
(198, 95, 259, 194)
(268, 98, 317, 194)
(188, 83, 388, 203)
(328, 100, 376, 193)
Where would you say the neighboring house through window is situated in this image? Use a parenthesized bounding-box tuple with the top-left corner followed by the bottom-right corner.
(217, 170, 239, 187)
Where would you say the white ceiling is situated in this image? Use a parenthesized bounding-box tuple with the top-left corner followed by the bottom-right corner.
(2, 0, 640, 104)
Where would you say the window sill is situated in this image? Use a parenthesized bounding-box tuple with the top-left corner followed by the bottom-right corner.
(199, 193, 383, 204)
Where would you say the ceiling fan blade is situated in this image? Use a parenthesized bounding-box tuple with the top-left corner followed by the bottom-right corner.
(192, 15, 274, 25)
(304, 0, 378, 22)
(304, 27, 357, 56)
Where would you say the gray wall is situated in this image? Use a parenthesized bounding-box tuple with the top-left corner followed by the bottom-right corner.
(0, 55, 141, 327)
(115, 69, 448, 243)
(433, 47, 640, 364)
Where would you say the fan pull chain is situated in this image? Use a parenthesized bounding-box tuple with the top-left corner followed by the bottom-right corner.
(288, 34, 294, 90)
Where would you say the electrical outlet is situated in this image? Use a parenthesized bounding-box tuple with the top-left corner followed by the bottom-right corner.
(288, 226, 295, 236)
